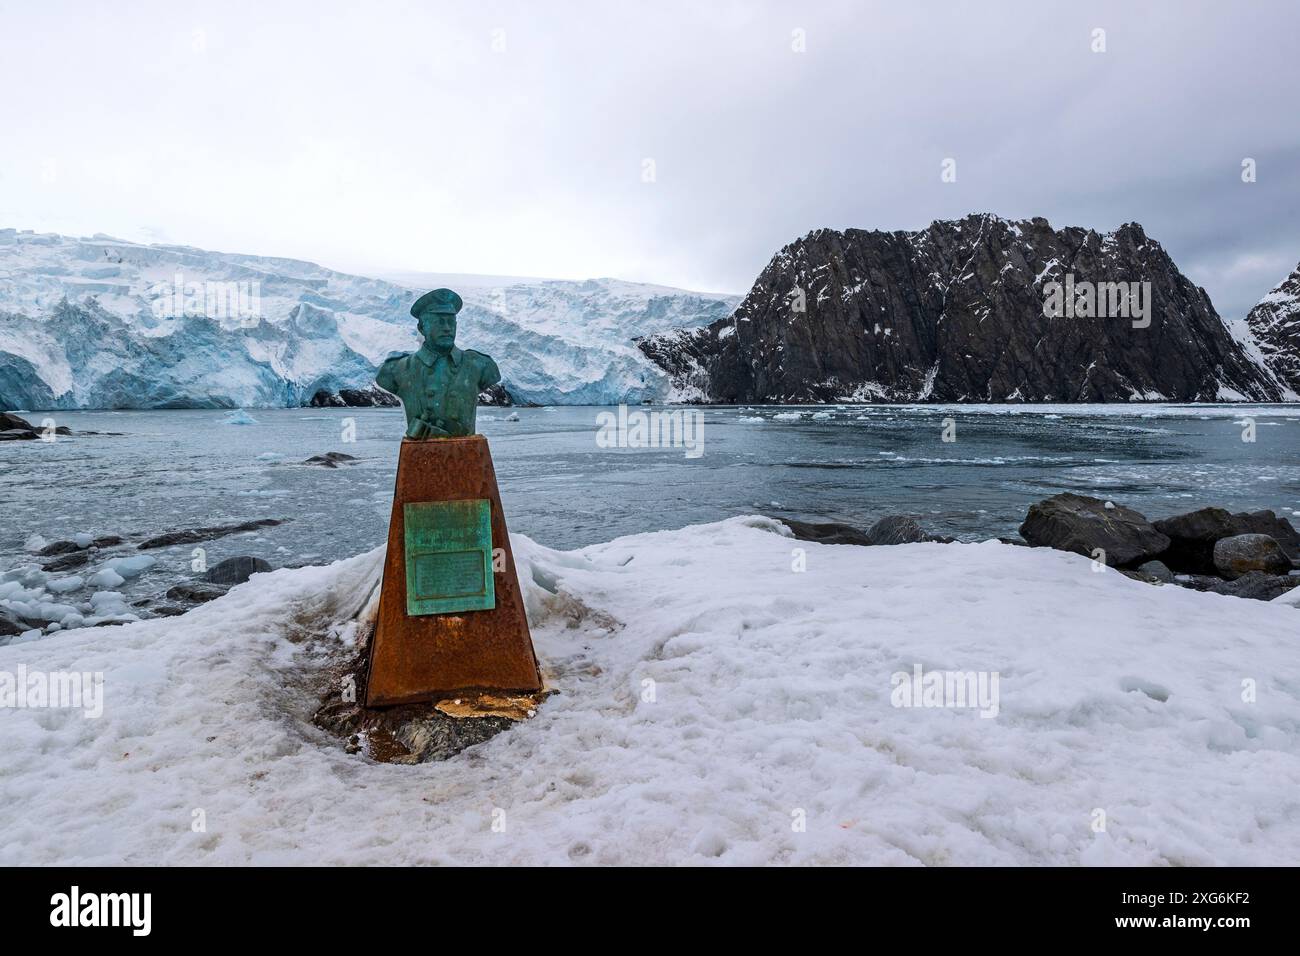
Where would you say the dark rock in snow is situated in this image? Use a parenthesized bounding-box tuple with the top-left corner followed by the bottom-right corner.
(639, 214, 1280, 404)
(1212, 534, 1292, 580)
(782, 515, 947, 546)
(204, 556, 272, 586)
(1135, 560, 1174, 583)
(1171, 573, 1224, 592)
(1019, 493, 1170, 567)
(1209, 571, 1300, 602)
(138, 518, 284, 549)
(782, 519, 873, 546)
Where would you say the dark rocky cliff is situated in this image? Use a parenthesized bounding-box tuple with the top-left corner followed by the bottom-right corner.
(638, 214, 1280, 403)
(1243, 259, 1300, 399)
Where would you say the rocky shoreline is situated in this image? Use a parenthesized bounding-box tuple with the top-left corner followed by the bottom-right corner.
(6, 489, 1298, 645)
(783, 493, 1300, 604)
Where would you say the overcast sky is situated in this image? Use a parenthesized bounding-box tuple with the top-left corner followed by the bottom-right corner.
(1, 0, 1297, 318)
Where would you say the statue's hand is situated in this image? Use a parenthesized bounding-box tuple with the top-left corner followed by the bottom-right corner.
(408, 417, 451, 439)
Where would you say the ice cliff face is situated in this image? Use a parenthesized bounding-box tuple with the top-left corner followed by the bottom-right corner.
(639, 214, 1285, 403)
(0, 228, 737, 409)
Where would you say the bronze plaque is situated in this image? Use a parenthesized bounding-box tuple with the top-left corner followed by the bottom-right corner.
(403, 498, 495, 615)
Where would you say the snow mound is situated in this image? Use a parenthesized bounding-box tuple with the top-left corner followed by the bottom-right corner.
(2, 516, 1298, 865)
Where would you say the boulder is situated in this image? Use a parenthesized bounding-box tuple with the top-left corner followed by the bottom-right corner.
(1209, 571, 1300, 602)
(0, 428, 37, 441)
(205, 556, 272, 586)
(1231, 510, 1300, 559)
(782, 519, 872, 546)
(1019, 493, 1169, 567)
(1155, 506, 1300, 571)
(865, 515, 928, 546)
(1135, 560, 1174, 583)
(165, 582, 229, 603)
(1212, 534, 1293, 580)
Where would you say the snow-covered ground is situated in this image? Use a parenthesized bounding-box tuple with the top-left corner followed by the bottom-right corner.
(2, 516, 1298, 865)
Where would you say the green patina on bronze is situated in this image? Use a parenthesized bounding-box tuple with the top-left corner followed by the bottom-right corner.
(376, 287, 502, 439)
(402, 498, 496, 616)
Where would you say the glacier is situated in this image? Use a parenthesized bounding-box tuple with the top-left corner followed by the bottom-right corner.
(0, 228, 738, 409)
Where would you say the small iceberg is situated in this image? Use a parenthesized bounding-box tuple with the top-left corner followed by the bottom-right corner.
(223, 409, 259, 426)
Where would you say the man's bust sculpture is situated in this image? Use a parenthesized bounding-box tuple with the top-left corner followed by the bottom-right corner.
(376, 288, 501, 439)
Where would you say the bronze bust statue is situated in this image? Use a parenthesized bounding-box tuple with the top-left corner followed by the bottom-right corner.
(376, 288, 501, 439)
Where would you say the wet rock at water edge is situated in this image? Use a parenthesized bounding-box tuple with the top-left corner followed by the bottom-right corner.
(205, 556, 272, 586)
(1212, 534, 1293, 580)
(41, 552, 92, 572)
(0, 411, 72, 438)
(137, 519, 285, 549)
(865, 515, 934, 546)
(0, 608, 27, 637)
(1, 412, 34, 430)
(38, 535, 124, 557)
(1209, 571, 1300, 602)
(1019, 493, 1170, 567)
(165, 581, 230, 604)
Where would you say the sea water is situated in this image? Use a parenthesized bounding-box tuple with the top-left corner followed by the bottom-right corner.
(2, 403, 1298, 611)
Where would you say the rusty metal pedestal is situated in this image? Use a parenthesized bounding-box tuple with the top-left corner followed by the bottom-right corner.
(365, 436, 542, 707)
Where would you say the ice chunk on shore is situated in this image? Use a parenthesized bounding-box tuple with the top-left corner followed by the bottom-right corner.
(102, 555, 156, 579)
(87, 568, 126, 588)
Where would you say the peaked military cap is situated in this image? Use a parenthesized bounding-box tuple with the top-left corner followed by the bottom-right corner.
(410, 287, 464, 318)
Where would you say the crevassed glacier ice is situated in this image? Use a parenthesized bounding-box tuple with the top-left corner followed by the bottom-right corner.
(0, 228, 738, 409)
